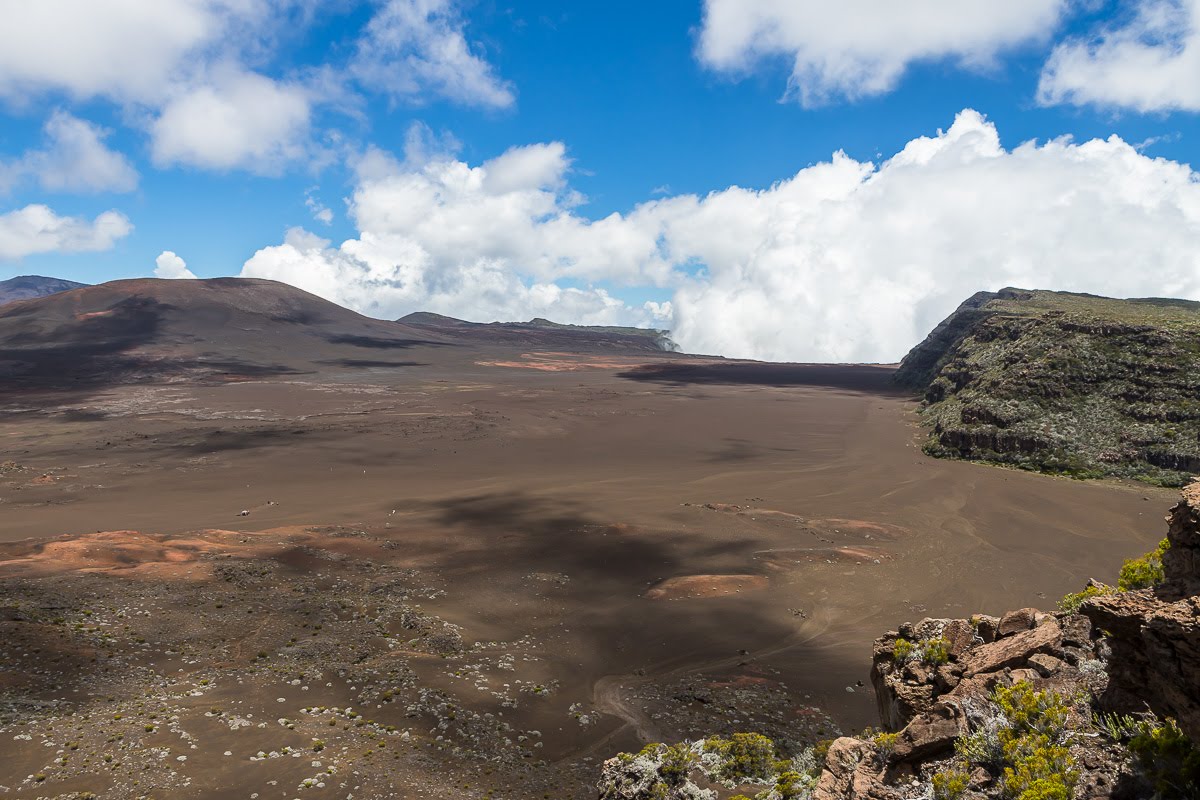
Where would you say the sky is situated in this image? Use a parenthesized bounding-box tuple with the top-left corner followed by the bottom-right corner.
(2, 0, 1200, 362)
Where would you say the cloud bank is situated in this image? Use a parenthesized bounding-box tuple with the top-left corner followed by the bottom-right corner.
(241, 110, 1200, 362)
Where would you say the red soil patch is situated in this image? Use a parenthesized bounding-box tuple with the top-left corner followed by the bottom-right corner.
(0, 525, 346, 581)
(643, 574, 768, 600)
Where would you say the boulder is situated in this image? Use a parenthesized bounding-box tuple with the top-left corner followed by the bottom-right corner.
(812, 738, 901, 800)
(959, 618, 1062, 676)
(997, 607, 1038, 636)
(890, 701, 969, 763)
(1027, 653, 1064, 678)
(973, 614, 1000, 643)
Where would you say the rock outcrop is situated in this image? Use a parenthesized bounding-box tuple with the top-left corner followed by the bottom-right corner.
(1081, 483, 1200, 742)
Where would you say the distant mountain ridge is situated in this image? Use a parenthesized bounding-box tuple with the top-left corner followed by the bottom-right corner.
(397, 311, 680, 352)
(0, 277, 448, 388)
(0, 275, 88, 306)
(896, 287, 1200, 485)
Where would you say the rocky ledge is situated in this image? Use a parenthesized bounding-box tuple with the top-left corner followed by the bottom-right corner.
(1080, 483, 1200, 743)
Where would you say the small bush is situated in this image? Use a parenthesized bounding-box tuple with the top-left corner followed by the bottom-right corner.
(1001, 736, 1075, 800)
(893, 638, 915, 661)
(992, 683, 1077, 800)
(657, 743, 698, 787)
(703, 733, 782, 783)
(932, 767, 970, 800)
(1058, 583, 1115, 613)
(772, 770, 813, 800)
(1128, 717, 1200, 799)
(993, 683, 1071, 739)
(921, 636, 952, 665)
(1118, 538, 1169, 591)
(872, 731, 900, 761)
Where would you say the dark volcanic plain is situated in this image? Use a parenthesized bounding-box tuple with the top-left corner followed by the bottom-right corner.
(0, 279, 1174, 799)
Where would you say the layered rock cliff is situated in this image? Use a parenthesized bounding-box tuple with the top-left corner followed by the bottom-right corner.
(895, 289, 1200, 486)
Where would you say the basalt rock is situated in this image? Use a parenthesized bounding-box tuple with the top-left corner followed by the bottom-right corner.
(1081, 482, 1200, 741)
(872, 614, 1078, 735)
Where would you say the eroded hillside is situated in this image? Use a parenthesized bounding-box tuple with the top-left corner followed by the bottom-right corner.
(896, 288, 1200, 486)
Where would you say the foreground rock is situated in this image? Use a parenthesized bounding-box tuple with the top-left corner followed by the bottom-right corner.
(1081, 483, 1200, 741)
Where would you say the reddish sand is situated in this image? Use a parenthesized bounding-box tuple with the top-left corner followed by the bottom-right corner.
(644, 574, 769, 599)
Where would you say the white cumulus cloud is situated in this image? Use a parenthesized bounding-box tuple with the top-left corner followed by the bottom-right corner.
(154, 250, 198, 279)
(0, 0, 241, 104)
(241, 110, 1200, 362)
(351, 0, 515, 108)
(0, 204, 132, 260)
(697, 0, 1068, 105)
(0, 1, 514, 175)
(1039, 0, 1200, 112)
(2, 111, 139, 194)
(150, 68, 313, 172)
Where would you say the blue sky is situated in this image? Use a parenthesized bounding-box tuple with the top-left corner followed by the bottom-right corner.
(3, 1, 1200, 361)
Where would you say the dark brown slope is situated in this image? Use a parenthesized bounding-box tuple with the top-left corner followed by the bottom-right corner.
(0, 275, 88, 306)
(0, 277, 449, 391)
(398, 311, 678, 352)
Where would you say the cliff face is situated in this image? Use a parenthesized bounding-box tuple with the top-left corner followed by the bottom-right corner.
(895, 289, 1200, 486)
(1081, 483, 1200, 742)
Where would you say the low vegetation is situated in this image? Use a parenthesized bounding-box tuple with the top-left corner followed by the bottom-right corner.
(1058, 537, 1169, 611)
(892, 634, 952, 666)
(1118, 537, 1170, 591)
(600, 733, 826, 800)
(938, 682, 1079, 800)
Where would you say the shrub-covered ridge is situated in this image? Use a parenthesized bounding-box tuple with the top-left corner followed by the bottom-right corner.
(895, 288, 1200, 486)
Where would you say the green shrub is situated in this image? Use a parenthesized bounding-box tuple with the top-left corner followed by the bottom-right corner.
(872, 731, 900, 761)
(921, 636, 952, 665)
(1128, 717, 1200, 799)
(931, 767, 970, 800)
(772, 770, 812, 800)
(894, 635, 951, 665)
(703, 733, 783, 782)
(657, 743, 698, 786)
(1118, 538, 1169, 591)
(1001, 735, 1075, 800)
(893, 637, 915, 661)
(1058, 583, 1115, 613)
(992, 683, 1077, 800)
(993, 683, 1071, 739)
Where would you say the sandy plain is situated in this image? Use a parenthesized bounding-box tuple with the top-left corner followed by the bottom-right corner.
(0, 312, 1176, 799)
